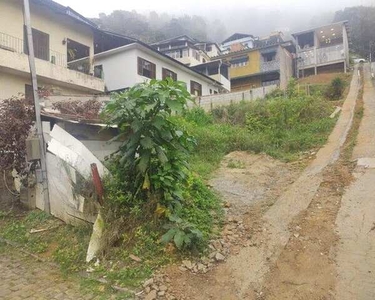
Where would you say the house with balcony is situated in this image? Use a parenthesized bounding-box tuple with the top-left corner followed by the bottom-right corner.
(217, 35, 295, 91)
(292, 21, 350, 77)
(151, 35, 230, 92)
(151, 35, 211, 66)
(220, 33, 255, 54)
(0, 0, 105, 100)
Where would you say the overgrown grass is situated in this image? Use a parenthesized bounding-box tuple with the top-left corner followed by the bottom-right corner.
(180, 93, 337, 178)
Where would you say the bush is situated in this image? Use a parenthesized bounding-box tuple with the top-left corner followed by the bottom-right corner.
(102, 79, 222, 251)
(325, 77, 346, 100)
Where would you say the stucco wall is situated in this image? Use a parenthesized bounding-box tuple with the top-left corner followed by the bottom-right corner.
(94, 46, 219, 96)
(0, 70, 96, 100)
(0, 0, 94, 61)
(229, 50, 261, 79)
(279, 47, 294, 89)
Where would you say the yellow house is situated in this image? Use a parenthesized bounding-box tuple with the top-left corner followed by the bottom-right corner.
(217, 38, 295, 92)
(0, 0, 105, 100)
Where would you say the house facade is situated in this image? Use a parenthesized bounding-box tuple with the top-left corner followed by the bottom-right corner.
(0, 0, 105, 100)
(93, 42, 222, 96)
(220, 33, 255, 54)
(292, 21, 350, 77)
(152, 35, 230, 92)
(217, 38, 294, 91)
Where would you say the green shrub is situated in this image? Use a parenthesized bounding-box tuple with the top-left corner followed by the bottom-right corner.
(325, 77, 346, 100)
(102, 79, 222, 251)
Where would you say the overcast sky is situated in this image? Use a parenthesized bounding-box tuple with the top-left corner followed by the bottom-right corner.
(56, 0, 375, 18)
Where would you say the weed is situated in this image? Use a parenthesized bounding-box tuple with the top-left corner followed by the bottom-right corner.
(227, 159, 246, 169)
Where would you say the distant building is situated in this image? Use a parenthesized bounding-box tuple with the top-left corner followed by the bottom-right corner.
(217, 33, 295, 91)
(0, 0, 105, 100)
(152, 35, 230, 92)
(220, 33, 255, 54)
(93, 33, 223, 96)
(292, 21, 350, 77)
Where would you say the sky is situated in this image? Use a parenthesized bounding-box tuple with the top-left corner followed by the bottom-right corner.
(56, 0, 375, 18)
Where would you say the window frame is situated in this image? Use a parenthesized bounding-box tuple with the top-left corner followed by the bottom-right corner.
(23, 26, 50, 61)
(137, 57, 156, 79)
(190, 80, 202, 96)
(162, 68, 177, 81)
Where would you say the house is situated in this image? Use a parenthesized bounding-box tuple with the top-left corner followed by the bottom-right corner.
(0, 0, 107, 100)
(292, 21, 350, 77)
(151, 35, 211, 66)
(220, 33, 255, 54)
(92, 32, 223, 96)
(151, 35, 230, 92)
(217, 34, 295, 91)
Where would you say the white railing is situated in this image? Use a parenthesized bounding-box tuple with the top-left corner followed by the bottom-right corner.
(196, 85, 278, 111)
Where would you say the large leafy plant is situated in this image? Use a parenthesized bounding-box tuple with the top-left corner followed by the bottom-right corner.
(103, 79, 200, 249)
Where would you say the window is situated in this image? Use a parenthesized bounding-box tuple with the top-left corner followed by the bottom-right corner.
(262, 52, 276, 62)
(94, 65, 103, 79)
(67, 39, 90, 62)
(137, 57, 156, 79)
(190, 81, 202, 96)
(230, 56, 249, 68)
(24, 26, 50, 61)
(207, 45, 212, 52)
(25, 84, 34, 100)
(162, 68, 177, 81)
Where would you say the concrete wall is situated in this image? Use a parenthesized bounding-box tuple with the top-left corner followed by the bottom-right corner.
(197, 84, 277, 111)
(279, 47, 293, 89)
(94, 45, 220, 96)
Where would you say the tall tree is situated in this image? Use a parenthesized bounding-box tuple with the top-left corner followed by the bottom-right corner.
(334, 6, 375, 57)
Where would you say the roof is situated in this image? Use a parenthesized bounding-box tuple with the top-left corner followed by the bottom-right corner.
(222, 33, 254, 44)
(31, 0, 98, 29)
(191, 60, 230, 69)
(291, 21, 349, 37)
(215, 39, 294, 59)
(94, 33, 222, 86)
(151, 35, 198, 46)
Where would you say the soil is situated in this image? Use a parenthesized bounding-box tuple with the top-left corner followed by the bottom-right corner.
(162, 66, 364, 300)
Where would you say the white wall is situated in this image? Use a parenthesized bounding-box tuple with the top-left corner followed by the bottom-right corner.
(95, 45, 219, 96)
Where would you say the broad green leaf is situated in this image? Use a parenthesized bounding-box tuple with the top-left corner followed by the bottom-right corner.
(140, 137, 154, 149)
(174, 230, 185, 249)
(160, 228, 177, 244)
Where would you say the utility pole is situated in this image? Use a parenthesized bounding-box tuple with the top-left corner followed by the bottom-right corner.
(23, 0, 50, 214)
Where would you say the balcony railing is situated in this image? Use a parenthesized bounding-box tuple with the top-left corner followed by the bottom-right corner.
(260, 59, 280, 72)
(316, 44, 345, 64)
(0, 32, 67, 68)
(298, 44, 345, 67)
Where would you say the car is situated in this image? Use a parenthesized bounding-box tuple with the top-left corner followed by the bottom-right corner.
(353, 58, 366, 64)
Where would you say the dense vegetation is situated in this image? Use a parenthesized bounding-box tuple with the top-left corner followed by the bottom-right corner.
(334, 6, 375, 58)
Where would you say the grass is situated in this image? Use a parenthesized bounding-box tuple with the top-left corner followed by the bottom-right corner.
(0, 78, 344, 294)
(179, 93, 337, 178)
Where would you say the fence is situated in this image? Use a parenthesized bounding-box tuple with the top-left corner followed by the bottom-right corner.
(196, 85, 277, 111)
(0, 32, 67, 68)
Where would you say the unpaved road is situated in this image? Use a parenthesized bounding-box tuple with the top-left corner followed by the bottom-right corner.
(335, 63, 375, 299)
(165, 66, 368, 300)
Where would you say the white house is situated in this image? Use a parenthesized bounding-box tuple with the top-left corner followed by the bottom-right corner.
(93, 41, 222, 96)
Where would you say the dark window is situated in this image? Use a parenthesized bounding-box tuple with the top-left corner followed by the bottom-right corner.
(209, 89, 213, 94)
(24, 26, 49, 61)
(190, 81, 202, 96)
(262, 52, 276, 62)
(162, 68, 177, 81)
(94, 65, 103, 79)
(138, 57, 156, 79)
(67, 39, 90, 62)
(207, 45, 212, 52)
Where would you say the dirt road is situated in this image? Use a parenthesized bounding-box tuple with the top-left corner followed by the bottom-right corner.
(165, 66, 366, 300)
(335, 63, 375, 299)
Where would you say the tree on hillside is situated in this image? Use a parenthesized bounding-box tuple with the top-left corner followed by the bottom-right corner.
(334, 6, 375, 58)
